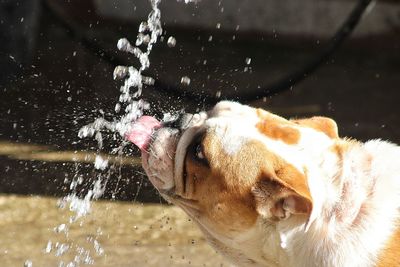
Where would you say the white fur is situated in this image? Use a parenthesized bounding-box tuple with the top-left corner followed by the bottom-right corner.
(213, 139, 400, 267)
(277, 140, 400, 267)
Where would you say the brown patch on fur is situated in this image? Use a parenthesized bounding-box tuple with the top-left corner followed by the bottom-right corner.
(273, 157, 311, 202)
(183, 135, 260, 234)
(376, 226, 400, 267)
(181, 126, 311, 234)
(256, 109, 300, 145)
(292, 116, 339, 139)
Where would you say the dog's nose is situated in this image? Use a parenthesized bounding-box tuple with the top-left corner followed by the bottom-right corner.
(163, 113, 194, 130)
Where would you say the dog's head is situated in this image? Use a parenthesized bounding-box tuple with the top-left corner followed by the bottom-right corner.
(128, 101, 340, 262)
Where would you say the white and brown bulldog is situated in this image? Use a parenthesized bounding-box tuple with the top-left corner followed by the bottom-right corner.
(127, 101, 400, 267)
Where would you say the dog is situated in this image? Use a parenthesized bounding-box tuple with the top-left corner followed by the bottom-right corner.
(127, 101, 400, 267)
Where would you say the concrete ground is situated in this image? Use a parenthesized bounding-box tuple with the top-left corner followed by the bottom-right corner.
(0, 195, 230, 267)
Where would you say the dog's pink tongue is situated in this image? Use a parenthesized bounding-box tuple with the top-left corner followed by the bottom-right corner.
(125, 116, 161, 151)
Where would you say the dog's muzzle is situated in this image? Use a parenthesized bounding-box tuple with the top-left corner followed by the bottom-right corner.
(126, 113, 194, 193)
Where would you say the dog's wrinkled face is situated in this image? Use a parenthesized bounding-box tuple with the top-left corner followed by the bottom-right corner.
(136, 101, 339, 256)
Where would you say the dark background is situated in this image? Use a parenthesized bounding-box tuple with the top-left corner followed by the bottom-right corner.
(0, 0, 399, 202)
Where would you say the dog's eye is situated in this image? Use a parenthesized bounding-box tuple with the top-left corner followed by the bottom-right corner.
(194, 143, 205, 160)
(188, 133, 209, 166)
(190, 140, 208, 166)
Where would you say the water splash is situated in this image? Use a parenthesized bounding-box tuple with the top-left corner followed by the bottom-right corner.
(78, 0, 162, 141)
(41, 0, 204, 265)
(44, 1, 164, 265)
(77, 0, 164, 192)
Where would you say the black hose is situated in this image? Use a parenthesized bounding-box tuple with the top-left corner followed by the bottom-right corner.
(42, 0, 374, 105)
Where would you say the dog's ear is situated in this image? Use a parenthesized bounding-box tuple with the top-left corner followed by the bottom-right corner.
(252, 164, 312, 221)
(291, 116, 339, 139)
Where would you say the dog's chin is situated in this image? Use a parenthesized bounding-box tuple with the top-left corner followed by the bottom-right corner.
(142, 150, 195, 210)
(140, 112, 207, 207)
(140, 126, 183, 194)
(141, 149, 176, 193)
(142, 134, 200, 213)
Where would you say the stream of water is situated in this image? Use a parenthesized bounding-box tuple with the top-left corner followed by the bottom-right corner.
(36, 1, 169, 266)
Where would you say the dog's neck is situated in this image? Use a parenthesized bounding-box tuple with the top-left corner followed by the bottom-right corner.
(273, 139, 400, 267)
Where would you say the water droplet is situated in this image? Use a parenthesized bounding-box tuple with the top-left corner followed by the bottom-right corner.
(94, 155, 108, 170)
(215, 91, 221, 98)
(208, 35, 213, 42)
(136, 33, 150, 46)
(55, 243, 70, 257)
(93, 240, 104, 255)
(139, 22, 149, 33)
(54, 223, 68, 233)
(113, 66, 129, 80)
(139, 53, 150, 70)
(180, 76, 191, 86)
(44, 241, 52, 253)
(115, 103, 121, 113)
(245, 57, 252, 65)
(24, 260, 32, 267)
(117, 38, 137, 55)
(167, 36, 176, 47)
(280, 233, 287, 249)
(216, 23, 221, 29)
